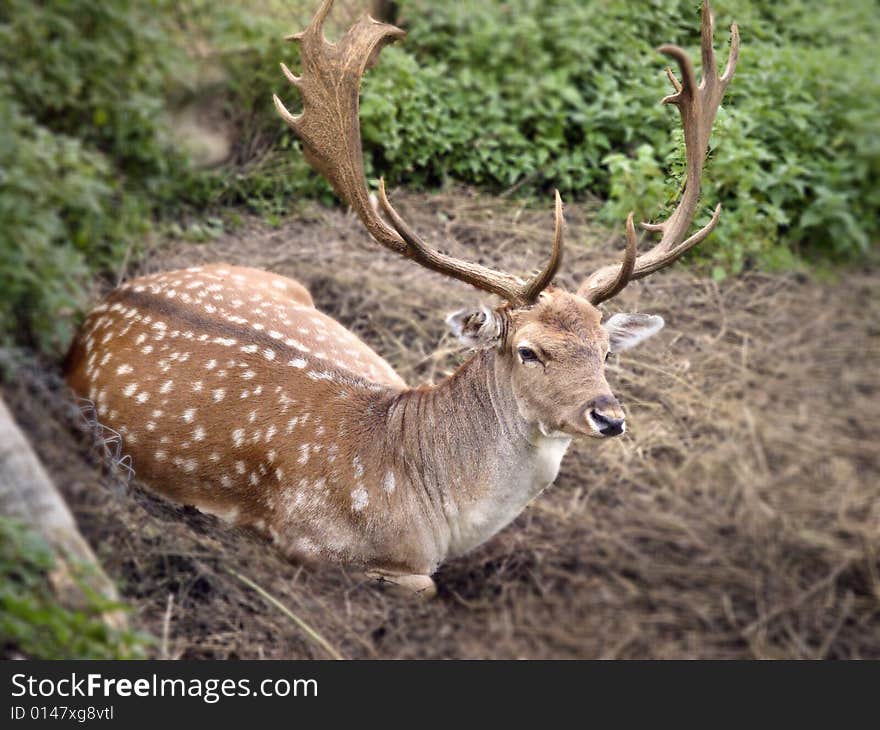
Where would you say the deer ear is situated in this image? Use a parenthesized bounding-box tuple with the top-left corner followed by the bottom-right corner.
(603, 313, 665, 353)
(446, 305, 504, 349)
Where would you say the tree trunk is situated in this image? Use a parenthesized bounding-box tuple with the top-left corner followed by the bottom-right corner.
(0, 396, 127, 630)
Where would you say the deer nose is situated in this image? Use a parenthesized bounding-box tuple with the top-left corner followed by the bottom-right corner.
(588, 409, 625, 437)
(584, 396, 626, 437)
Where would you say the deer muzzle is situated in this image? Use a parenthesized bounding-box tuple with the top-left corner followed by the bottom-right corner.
(584, 395, 626, 438)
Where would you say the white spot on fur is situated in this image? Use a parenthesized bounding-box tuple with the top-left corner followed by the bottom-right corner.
(284, 338, 310, 352)
(383, 471, 396, 494)
(298, 443, 311, 465)
(351, 486, 369, 512)
(182, 408, 196, 423)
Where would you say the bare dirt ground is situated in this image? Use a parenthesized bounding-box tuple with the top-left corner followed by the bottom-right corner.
(5, 190, 879, 658)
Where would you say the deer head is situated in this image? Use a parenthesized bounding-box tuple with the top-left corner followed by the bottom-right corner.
(274, 0, 739, 440)
(446, 294, 664, 438)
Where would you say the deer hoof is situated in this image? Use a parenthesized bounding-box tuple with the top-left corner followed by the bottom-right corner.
(365, 571, 437, 600)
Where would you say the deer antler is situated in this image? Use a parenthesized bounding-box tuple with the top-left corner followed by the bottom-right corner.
(579, 0, 739, 304)
(273, 0, 564, 306)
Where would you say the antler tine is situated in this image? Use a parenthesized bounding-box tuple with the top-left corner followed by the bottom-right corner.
(700, 1, 717, 92)
(579, 0, 738, 305)
(720, 20, 741, 86)
(595, 212, 638, 302)
(377, 181, 564, 306)
(273, 0, 406, 253)
(275, 0, 563, 306)
(375, 180, 527, 302)
(522, 190, 565, 302)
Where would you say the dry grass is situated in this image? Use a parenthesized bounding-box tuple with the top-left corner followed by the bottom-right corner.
(4, 189, 879, 658)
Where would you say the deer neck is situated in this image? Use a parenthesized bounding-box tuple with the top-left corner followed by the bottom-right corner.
(385, 349, 571, 560)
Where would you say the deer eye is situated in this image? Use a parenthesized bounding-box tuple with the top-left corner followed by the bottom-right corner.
(517, 346, 542, 365)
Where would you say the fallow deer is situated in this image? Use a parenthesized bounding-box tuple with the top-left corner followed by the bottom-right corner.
(65, 0, 738, 597)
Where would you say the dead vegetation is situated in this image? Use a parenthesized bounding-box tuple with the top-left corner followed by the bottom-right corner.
(3, 190, 879, 658)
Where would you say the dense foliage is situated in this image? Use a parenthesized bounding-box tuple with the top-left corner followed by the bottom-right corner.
(362, 0, 880, 275)
(0, 0, 190, 354)
(0, 518, 149, 659)
(0, 0, 877, 356)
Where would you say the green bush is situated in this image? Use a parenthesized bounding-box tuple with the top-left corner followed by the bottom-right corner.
(240, 0, 880, 273)
(376, 0, 879, 273)
(0, 518, 150, 659)
(0, 0, 193, 355)
(0, 99, 147, 354)
(601, 1, 880, 274)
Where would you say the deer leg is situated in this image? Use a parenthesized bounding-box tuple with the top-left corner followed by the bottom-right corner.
(365, 570, 437, 600)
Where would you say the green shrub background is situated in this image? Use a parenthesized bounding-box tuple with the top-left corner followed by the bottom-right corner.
(1, 0, 877, 357)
